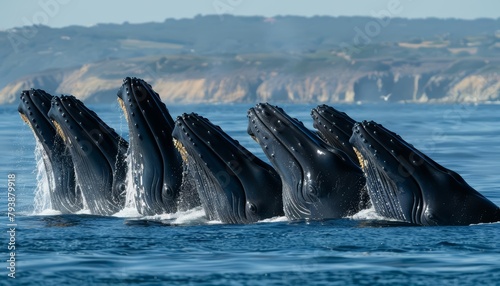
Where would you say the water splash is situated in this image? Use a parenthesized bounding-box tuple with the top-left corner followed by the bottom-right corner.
(122, 155, 139, 211)
(35, 209, 62, 216)
(113, 157, 141, 218)
(32, 141, 52, 214)
(30, 138, 261, 224)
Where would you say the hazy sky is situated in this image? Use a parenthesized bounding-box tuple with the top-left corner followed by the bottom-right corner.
(1, 0, 499, 30)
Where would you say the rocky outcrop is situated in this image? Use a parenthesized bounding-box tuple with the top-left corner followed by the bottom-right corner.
(0, 72, 64, 104)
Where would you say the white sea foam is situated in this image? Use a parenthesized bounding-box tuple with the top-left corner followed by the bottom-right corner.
(34, 209, 63, 216)
(258, 216, 288, 223)
(113, 207, 142, 218)
(349, 206, 388, 221)
(172, 206, 212, 225)
(146, 206, 212, 225)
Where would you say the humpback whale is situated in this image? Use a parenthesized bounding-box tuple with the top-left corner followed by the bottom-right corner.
(350, 120, 500, 226)
(311, 105, 371, 208)
(117, 77, 196, 215)
(247, 103, 366, 221)
(172, 113, 283, 224)
(18, 89, 82, 213)
(48, 95, 128, 215)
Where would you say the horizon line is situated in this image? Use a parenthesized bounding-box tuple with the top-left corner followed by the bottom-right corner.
(2, 14, 500, 31)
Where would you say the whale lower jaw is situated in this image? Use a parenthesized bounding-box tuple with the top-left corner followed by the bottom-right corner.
(359, 152, 409, 222)
(178, 146, 245, 224)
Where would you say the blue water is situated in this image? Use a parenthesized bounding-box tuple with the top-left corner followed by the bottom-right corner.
(1, 103, 500, 285)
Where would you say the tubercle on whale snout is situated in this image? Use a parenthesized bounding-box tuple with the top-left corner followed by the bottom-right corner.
(351, 121, 408, 163)
(247, 108, 270, 147)
(18, 90, 50, 135)
(118, 77, 158, 104)
(173, 112, 237, 156)
(247, 105, 282, 134)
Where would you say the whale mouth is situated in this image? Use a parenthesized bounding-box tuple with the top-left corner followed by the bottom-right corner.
(51, 120, 66, 142)
(173, 112, 283, 224)
(352, 147, 366, 170)
(19, 112, 30, 125)
(173, 138, 189, 164)
(117, 97, 129, 123)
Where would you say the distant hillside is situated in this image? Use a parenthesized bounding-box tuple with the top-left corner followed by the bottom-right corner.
(2, 15, 500, 104)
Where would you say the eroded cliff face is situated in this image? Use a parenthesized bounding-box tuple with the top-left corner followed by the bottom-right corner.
(2, 61, 500, 104)
(0, 72, 65, 104)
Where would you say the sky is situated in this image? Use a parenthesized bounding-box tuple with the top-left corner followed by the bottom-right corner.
(1, 0, 499, 30)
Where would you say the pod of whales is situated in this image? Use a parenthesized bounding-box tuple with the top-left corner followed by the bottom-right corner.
(17, 77, 500, 225)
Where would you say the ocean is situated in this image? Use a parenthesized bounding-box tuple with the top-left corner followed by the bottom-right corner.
(1, 102, 499, 285)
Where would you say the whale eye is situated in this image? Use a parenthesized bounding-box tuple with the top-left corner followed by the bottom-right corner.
(247, 202, 257, 214)
(165, 187, 174, 198)
(423, 209, 440, 226)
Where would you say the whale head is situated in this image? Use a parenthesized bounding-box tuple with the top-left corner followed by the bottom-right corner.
(350, 120, 500, 225)
(173, 113, 283, 224)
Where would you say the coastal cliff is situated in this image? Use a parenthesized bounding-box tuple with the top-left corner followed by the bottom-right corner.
(2, 57, 499, 104)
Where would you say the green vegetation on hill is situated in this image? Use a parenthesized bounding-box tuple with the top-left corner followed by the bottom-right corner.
(2, 15, 500, 104)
